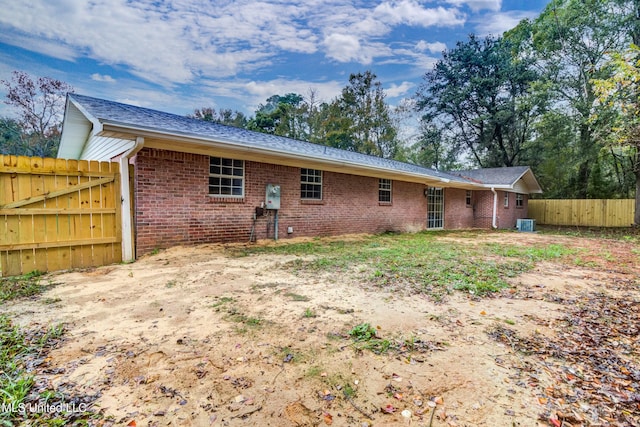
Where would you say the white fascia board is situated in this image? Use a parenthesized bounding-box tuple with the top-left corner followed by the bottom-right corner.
(58, 96, 104, 160)
(70, 97, 103, 136)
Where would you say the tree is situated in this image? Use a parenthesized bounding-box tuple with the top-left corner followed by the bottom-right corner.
(415, 34, 540, 168)
(592, 45, 640, 225)
(247, 93, 306, 139)
(189, 107, 248, 128)
(510, 0, 635, 198)
(0, 117, 23, 155)
(1, 71, 73, 157)
(325, 71, 399, 158)
(409, 124, 461, 170)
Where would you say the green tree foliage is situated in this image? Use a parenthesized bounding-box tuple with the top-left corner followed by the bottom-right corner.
(245, 91, 330, 143)
(0, 117, 23, 155)
(1, 71, 73, 157)
(509, 0, 635, 198)
(327, 71, 398, 158)
(239, 74, 399, 159)
(592, 45, 640, 225)
(409, 124, 461, 170)
(415, 35, 540, 169)
(247, 93, 306, 139)
(189, 107, 248, 128)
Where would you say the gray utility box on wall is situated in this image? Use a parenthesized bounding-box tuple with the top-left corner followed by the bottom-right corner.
(265, 184, 281, 209)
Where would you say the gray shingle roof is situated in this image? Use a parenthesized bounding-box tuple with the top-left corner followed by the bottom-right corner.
(451, 166, 531, 186)
(66, 94, 540, 191)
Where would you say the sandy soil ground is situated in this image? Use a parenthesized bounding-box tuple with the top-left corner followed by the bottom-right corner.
(2, 231, 639, 426)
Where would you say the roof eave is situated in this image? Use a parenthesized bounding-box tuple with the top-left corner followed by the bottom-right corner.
(58, 95, 104, 159)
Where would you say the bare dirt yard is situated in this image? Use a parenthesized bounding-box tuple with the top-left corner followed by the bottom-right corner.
(2, 230, 639, 426)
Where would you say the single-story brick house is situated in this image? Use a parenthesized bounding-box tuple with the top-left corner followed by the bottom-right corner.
(58, 94, 542, 260)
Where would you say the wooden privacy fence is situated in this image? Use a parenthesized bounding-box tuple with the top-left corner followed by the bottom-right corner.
(0, 155, 122, 276)
(528, 199, 635, 227)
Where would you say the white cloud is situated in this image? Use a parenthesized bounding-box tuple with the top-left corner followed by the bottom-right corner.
(0, 30, 78, 62)
(475, 10, 538, 37)
(0, 0, 474, 85)
(242, 78, 343, 110)
(91, 73, 115, 83)
(374, 1, 466, 27)
(446, 0, 501, 12)
(0, 0, 320, 85)
(416, 40, 447, 54)
(323, 33, 366, 63)
(385, 81, 413, 98)
(0, 0, 547, 119)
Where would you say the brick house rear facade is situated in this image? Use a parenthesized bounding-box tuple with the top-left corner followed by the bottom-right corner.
(58, 95, 543, 260)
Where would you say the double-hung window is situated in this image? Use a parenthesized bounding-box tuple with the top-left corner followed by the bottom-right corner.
(209, 157, 244, 197)
(465, 190, 472, 207)
(379, 179, 392, 203)
(516, 193, 524, 208)
(301, 168, 322, 200)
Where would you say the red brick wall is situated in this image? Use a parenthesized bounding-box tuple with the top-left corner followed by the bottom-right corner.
(444, 188, 474, 228)
(497, 191, 529, 229)
(442, 189, 530, 229)
(133, 148, 430, 255)
(472, 190, 495, 229)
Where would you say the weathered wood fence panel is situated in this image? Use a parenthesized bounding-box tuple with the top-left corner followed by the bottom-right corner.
(0, 155, 122, 276)
(528, 199, 635, 227)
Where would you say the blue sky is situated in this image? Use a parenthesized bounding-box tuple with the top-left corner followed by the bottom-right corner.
(0, 0, 550, 123)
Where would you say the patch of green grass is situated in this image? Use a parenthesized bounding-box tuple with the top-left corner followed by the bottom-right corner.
(349, 323, 377, 341)
(233, 231, 589, 298)
(0, 271, 53, 303)
(306, 365, 323, 378)
(284, 292, 310, 302)
(210, 296, 234, 309)
(348, 322, 392, 354)
(342, 383, 357, 398)
(224, 307, 263, 329)
(303, 307, 316, 318)
(0, 316, 99, 425)
(537, 225, 640, 243)
(573, 257, 600, 268)
(245, 317, 262, 326)
(486, 242, 575, 261)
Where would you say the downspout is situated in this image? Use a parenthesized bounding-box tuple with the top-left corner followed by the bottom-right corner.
(120, 137, 144, 261)
(490, 187, 498, 229)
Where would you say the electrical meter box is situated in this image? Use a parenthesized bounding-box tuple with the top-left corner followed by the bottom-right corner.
(265, 184, 281, 209)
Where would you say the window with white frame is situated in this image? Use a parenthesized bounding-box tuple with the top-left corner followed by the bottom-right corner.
(504, 192, 509, 207)
(379, 179, 392, 203)
(209, 157, 244, 197)
(465, 190, 472, 207)
(516, 193, 524, 208)
(301, 168, 322, 199)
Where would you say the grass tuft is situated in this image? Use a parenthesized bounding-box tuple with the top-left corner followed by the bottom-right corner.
(0, 271, 55, 303)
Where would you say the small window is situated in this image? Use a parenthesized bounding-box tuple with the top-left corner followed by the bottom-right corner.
(516, 193, 524, 208)
(209, 157, 244, 197)
(504, 192, 509, 208)
(465, 190, 472, 207)
(379, 179, 392, 203)
(301, 168, 322, 199)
